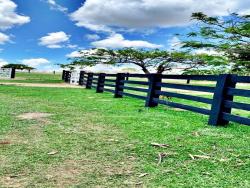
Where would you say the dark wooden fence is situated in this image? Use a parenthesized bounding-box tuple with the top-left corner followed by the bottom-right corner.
(62, 70, 71, 83)
(63, 70, 250, 126)
(11, 68, 15, 79)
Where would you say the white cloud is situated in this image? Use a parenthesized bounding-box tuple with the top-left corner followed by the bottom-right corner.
(84, 64, 139, 73)
(21, 58, 50, 67)
(66, 49, 100, 58)
(39, 31, 70, 48)
(70, 0, 250, 32)
(47, 0, 68, 13)
(67, 44, 78, 49)
(85, 34, 100, 41)
(0, 32, 10, 44)
(39, 64, 61, 72)
(91, 33, 162, 49)
(66, 50, 83, 58)
(194, 49, 222, 55)
(0, 0, 30, 30)
(0, 58, 8, 67)
(168, 36, 183, 50)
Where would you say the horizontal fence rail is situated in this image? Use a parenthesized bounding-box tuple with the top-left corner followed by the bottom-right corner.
(62, 71, 250, 127)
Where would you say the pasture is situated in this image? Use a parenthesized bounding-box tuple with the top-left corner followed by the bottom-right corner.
(0, 72, 63, 84)
(0, 73, 249, 187)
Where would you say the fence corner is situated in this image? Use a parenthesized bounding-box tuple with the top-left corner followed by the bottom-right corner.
(145, 74, 162, 107)
(208, 74, 236, 126)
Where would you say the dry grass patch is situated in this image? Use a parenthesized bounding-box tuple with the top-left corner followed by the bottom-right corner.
(42, 157, 136, 187)
(16, 112, 52, 125)
(1, 130, 26, 145)
(17, 112, 52, 120)
(0, 175, 29, 188)
(44, 160, 83, 187)
(0, 169, 30, 188)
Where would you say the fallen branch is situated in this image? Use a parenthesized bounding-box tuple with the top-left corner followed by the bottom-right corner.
(151, 143, 170, 148)
(157, 153, 168, 165)
(138, 173, 149, 178)
(189, 154, 210, 160)
(47, 150, 58, 155)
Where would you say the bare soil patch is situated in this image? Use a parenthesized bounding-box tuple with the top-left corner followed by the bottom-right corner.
(45, 160, 82, 187)
(17, 112, 52, 121)
(0, 175, 28, 188)
(2, 130, 26, 145)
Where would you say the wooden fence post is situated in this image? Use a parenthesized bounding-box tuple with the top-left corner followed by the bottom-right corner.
(145, 74, 162, 107)
(126, 73, 129, 81)
(62, 70, 66, 80)
(208, 74, 236, 126)
(86, 73, 93, 89)
(68, 71, 71, 83)
(64, 71, 71, 83)
(96, 73, 106, 93)
(10, 68, 15, 79)
(65, 71, 69, 82)
(114, 73, 125, 98)
(79, 71, 85, 86)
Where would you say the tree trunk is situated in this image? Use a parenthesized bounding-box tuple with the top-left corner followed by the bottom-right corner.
(156, 70, 164, 74)
(156, 65, 165, 74)
(140, 67, 151, 82)
(141, 67, 150, 74)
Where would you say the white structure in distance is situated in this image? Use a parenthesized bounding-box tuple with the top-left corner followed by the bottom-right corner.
(0, 68, 13, 79)
(70, 70, 80, 85)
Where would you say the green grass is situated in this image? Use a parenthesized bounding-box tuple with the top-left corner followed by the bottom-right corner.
(0, 72, 63, 83)
(0, 85, 249, 187)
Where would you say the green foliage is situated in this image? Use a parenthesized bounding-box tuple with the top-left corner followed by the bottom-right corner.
(76, 48, 210, 74)
(183, 12, 250, 75)
(183, 67, 229, 75)
(60, 49, 101, 70)
(60, 60, 96, 70)
(2, 63, 35, 71)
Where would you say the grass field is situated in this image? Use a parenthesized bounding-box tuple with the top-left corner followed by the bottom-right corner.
(0, 73, 249, 187)
(0, 72, 63, 83)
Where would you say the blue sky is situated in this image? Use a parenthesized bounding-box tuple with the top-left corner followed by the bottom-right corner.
(0, 0, 249, 71)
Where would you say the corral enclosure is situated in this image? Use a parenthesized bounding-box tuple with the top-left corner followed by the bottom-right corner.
(64, 71, 250, 126)
(0, 72, 249, 187)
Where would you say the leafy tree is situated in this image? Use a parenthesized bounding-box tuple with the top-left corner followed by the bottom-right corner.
(183, 67, 230, 75)
(182, 12, 250, 75)
(74, 48, 210, 74)
(60, 49, 99, 70)
(120, 67, 138, 73)
(2, 64, 35, 73)
(60, 60, 96, 71)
